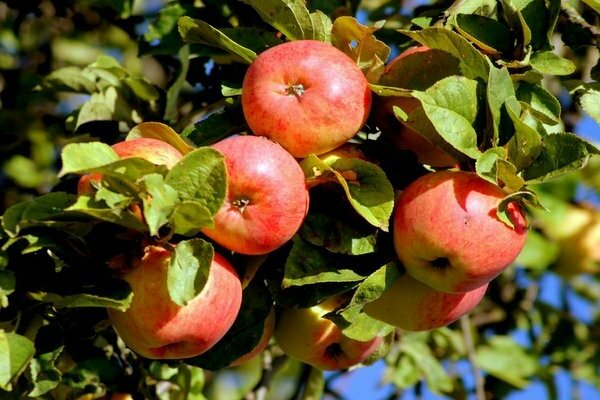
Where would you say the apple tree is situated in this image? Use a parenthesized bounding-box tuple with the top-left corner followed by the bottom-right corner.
(1, 0, 600, 399)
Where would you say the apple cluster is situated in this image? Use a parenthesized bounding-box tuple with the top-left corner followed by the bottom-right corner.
(79, 39, 529, 371)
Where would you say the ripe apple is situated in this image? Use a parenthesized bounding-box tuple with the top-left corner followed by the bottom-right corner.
(108, 245, 242, 359)
(363, 273, 487, 331)
(229, 307, 276, 367)
(274, 295, 383, 370)
(241, 40, 372, 158)
(373, 46, 457, 167)
(544, 205, 600, 277)
(201, 135, 309, 255)
(78, 137, 183, 194)
(394, 170, 528, 293)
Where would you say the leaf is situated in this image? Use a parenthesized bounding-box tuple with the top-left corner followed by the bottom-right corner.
(487, 66, 516, 146)
(515, 229, 559, 270)
(0, 271, 15, 309)
(331, 17, 390, 82)
(1, 193, 71, 236)
(164, 45, 190, 123)
(399, 335, 454, 395)
(476, 147, 507, 184)
(127, 122, 195, 155)
(283, 237, 365, 288)
(40, 66, 96, 93)
(506, 96, 543, 170)
(582, 0, 600, 13)
(28, 325, 64, 397)
(168, 239, 213, 306)
(454, 14, 513, 55)
(65, 196, 148, 232)
(326, 262, 399, 341)
(476, 335, 538, 388)
(522, 133, 600, 183)
(301, 368, 324, 400)
(400, 27, 490, 81)
(177, 17, 257, 64)
(501, 0, 531, 50)
(516, 82, 561, 125)
(165, 147, 227, 216)
(181, 103, 247, 147)
(0, 332, 35, 391)
(76, 97, 114, 128)
(579, 89, 600, 125)
(309, 10, 333, 43)
(412, 76, 482, 159)
(58, 142, 119, 177)
(300, 155, 394, 231)
(239, 0, 314, 41)
(170, 201, 213, 236)
(141, 174, 179, 236)
(529, 51, 576, 75)
(3, 155, 48, 188)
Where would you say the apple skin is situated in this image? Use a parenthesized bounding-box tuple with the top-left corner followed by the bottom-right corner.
(201, 135, 309, 255)
(373, 46, 457, 167)
(274, 296, 383, 371)
(108, 245, 242, 360)
(394, 171, 528, 293)
(78, 138, 183, 194)
(229, 307, 276, 367)
(363, 273, 487, 331)
(242, 40, 372, 158)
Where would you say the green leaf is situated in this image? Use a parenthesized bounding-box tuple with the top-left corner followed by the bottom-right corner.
(239, 0, 315, 41)
(141, 174, 179, 236)
(400, 27, 490, 81)
(0, 271, 15, 308)
(123, 77, 160, 101)
(579, 89, 600, 125)
(301, 368, 324, 400)
(145, 2, 188, 42)
(170, 201, 213, 236)
(412, 76, 482, 159)
(40, 66, 96, 93)
(165, 45, 190, 123)
(326, 262, 399, 341)
(165, 147, 227, 216)
(515, 229, 559, 270)
(76, 96, 114, 128)
(522, 133, 600, 183)
(309, 10, 333, 43)
(487, 66, 516, 146)
(283, 237, 365, 288)
(28, 325, 64, 397)
(58, 142, 119, 177)
(331, 17, 390, 82)
(476, 335, 538, 388)
(506, 96, 543, 170)
(94, 186, 131, 208)
(177, 17, 257, 64)
(582, 0, 600, 13)
(516, 82, 561, 125)
(301, 155, 394, 231)
(0, 332, 35, 391)
(1, 193, 71, 236)
(127, 121, 194, 155)
(530, 51, 576, 75)
(454, 14, 513, 55)
(65, 196, 148, 231)
(3, 155, 47, 188)
(476, 147, 507, 184)
(168, 239, 213, 306)
(181, 103, 247, 147)
(501, 0, 532, 50)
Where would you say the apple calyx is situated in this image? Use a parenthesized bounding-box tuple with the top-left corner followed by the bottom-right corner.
(231, 197, 251, 213)
(325, 343, 343, 360)
(285, 83, 305, 97)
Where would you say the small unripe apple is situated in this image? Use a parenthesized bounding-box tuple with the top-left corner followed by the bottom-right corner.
(394, 171, 528, 293)
(242, 40, 372, 157)
(201, 135, 309, 255)
(78, 137, 183, 194)
(363, 273, 487, 331)
(274, 295, 383, 370)
(108, 245, 242, 359)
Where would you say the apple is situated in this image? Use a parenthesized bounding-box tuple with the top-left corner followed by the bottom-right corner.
(373, 46, 457, 167)
(229, 307, 276, 367)
(545, 206, 600, 277)
(108, 245, 242, 359)
(394, 170, 528, 293)
(363, 273, 488, 331)
(201, 135, 309, 255)
(78, 137, 183, 194)
(241, 40, 372, 158)
(274, 295, 383, 370)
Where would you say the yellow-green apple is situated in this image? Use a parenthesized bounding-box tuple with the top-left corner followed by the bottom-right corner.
(394, 171, 528, 293)
(544, 205, 600, 277)
(274, 295, 383, 370)
(229, 307, 276, 367)
(241, 40, 372, 157)
(108, 245, 242, 359)
(201, 135, 309, 255)
(363, 273, 487, 331)
(373, 46, 457, 167)
(77, 137, 183, 194)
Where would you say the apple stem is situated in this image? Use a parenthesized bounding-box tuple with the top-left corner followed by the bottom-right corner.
(285, 84, 305, 97)
(232, 197, 251, 213)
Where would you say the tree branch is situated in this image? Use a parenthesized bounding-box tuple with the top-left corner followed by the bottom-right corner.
(460, 315, 486, 400)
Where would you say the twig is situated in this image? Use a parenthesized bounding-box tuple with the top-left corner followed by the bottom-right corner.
(460, 315, 486, 400)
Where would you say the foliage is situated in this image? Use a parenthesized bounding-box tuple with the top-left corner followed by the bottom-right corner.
(0, 0, 600, 399)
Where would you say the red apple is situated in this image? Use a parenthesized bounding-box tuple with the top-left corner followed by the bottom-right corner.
(394, 171, 528, 293)
(241, 40, 372, 158)
(363, 273, 487, 331)
(373, 46, 457, 167)
(201, 135, 309, 255)
(274, 295, 383, 371)
(108, 245, 242, 359)
(78, 137, 183, 194)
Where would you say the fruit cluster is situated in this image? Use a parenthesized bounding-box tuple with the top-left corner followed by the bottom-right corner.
(67, 39, 529, 371)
